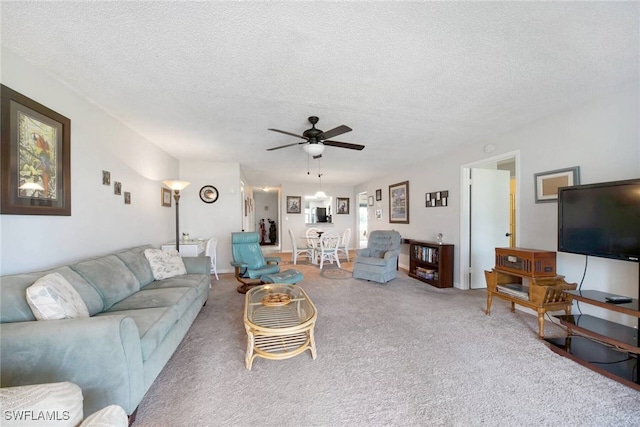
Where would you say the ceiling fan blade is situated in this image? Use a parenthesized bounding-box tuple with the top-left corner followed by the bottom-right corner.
(266, 142, 305, 151)
(323, 140, 365, 151)
(318, 125, 352, 140)
(312, 154, 323, 159)
(268, 128, 306, 139)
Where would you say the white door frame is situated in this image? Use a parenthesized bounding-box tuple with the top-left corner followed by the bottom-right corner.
(459, 150, 521, 290)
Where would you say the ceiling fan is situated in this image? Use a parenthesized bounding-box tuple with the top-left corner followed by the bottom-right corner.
(267, 116, 365, 158)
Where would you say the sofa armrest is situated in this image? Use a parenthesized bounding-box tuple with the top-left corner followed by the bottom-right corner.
(182, 256, 209, 274)
(0, 315, 144, 417)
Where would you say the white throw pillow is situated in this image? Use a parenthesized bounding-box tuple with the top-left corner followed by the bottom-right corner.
(80, 405, 128, 427)
(25, 273, 90, 321)
(0, 381, 83, 427)
(144, 248, 187, 280)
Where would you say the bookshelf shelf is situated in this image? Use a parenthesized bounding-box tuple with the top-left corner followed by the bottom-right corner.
(407, 240, 453, 288)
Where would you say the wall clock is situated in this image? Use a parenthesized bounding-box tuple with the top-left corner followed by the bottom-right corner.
(199, 185, 219, 204)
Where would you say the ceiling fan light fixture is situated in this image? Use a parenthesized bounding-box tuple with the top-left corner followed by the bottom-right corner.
(314, 190, 328, 199)
(303, 143, 325, 156)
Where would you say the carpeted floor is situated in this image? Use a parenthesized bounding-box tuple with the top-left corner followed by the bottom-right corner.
(134, 255, 640, 426)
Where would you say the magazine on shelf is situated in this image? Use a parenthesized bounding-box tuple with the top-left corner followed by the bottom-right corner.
(496, 283, 529, 300)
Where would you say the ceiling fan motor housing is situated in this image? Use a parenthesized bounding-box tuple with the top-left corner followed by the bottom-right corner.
(304, 116, 323, 142)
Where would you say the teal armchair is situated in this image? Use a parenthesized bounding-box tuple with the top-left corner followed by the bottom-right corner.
(352, 230, 401, 283)
(230, 232, 302, 293)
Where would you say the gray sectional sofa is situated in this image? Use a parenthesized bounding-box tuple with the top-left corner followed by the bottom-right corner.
(0, 245, 211, 419)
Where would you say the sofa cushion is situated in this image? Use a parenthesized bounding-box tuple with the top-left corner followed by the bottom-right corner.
(26, 273, 90, 321)
(144, 249, 186, 280)
(1, 267, 104, 322)
(71, 256, 140, 311)
(353, 256, 388, 267)
(96, 307, 178, 361)
(115, 245, 155, 288)
(106, 288, 198, 319)
(144, 274, 210, 293)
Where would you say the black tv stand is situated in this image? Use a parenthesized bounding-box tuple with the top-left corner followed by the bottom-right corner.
(544, 289, 639, 391)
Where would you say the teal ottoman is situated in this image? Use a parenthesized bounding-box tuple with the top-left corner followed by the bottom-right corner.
(260, 269, 303, 284)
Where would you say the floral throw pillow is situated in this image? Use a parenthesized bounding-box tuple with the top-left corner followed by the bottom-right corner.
(144, 248, 187, 280)
(25, 273, 90, 321)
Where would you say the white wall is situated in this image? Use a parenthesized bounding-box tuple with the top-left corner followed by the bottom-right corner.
(177, 161, 243, 274)
(357, 83, 639, 324)
(279, 182, 357, 253)
(1, 48, 178, 275)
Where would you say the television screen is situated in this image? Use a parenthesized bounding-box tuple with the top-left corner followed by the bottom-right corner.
(558, 179, 640, 262)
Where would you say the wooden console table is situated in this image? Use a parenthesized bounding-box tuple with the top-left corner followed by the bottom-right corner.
(484, 268, 577, 337)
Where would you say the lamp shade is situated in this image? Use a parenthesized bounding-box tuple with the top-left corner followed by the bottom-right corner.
(162, 180, 190, 191)
(303, 143, 325, 156)
(314, 190, 327, 199)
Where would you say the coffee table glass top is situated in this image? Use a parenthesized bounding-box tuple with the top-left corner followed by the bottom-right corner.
(245, 284, 316, 329)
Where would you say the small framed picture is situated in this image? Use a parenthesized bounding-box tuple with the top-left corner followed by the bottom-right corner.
(336, 197, 349, 214)
(162, 187, 172, 207)
(124, 192, 131, 204)
(375, 209, 383, 220)
(375, 189, 382, 201)
(286, 196, 301, 214)
(534, 166, 580, 203)
(368, 195, 374, 206)
(114, 181, 122, 196)
(102, 170, 111, 186)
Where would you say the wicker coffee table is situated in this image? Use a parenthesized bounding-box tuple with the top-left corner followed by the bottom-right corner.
(243, 284, 317, 370)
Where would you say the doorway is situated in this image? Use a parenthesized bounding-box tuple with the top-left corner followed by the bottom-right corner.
(358, 192, 368, 249)
(459, 151, 520, 290)
(254, 187, 280, 252)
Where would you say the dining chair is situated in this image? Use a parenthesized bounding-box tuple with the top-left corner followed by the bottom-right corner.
(318, 233, 341, 269)
(205, 238, 219, 280)
(306, 227, 321, 261)
(336, 228, 352, 262)
(289, 229, 315, 265)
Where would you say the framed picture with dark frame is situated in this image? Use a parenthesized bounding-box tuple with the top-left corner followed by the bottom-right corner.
(389, 180, 409, 224)
(375, 188, 382, 201)
(286, 196, 301, 214)
(336, 197, 349, 214)
(1, 84, 71, 215)
(534, 166, 580, 203)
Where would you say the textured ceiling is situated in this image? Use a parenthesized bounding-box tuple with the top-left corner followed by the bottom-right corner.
(1, 2, 638, 187)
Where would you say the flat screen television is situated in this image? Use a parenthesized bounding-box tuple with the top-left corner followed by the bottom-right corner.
(558, 178, 640, 262)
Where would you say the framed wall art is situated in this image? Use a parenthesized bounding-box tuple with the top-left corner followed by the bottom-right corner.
(124, 192, 131, 205)
(368, 195, 374, 206)
(534, 166, 580, 203)
(336, 197, 349, 214)
(286, 196, 301, 214)
(161, 187, 172, 207)
(1, 84, 71, 215)
(389, 180, 409, 224)
(375, 188, 382, 201)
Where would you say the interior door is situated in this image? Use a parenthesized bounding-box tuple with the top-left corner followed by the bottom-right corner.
(470, 168, 511, 289)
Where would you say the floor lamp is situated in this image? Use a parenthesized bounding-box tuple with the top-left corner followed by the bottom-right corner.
(162, 180, 190, 252)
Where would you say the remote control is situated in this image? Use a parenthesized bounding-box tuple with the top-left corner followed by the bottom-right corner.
(605, 296, 632, 304)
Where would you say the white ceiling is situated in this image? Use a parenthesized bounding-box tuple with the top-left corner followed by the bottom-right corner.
(2, 1, 638, 187)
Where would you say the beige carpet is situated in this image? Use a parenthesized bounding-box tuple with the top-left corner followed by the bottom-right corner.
(134, 255, 640, 426)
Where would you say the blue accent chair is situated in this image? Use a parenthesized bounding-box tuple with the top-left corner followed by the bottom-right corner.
(230, 232, 302, 293)
(352, 230, 401, 283)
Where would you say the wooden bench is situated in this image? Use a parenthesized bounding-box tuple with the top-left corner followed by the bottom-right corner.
(484, 268, 577, 338)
